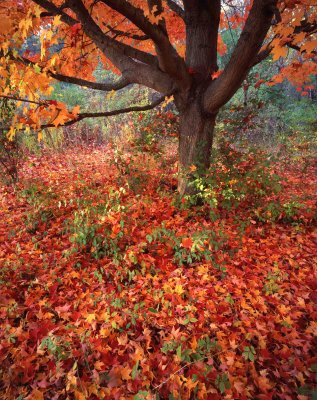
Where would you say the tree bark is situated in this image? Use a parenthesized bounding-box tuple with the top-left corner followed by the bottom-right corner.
(178, 100, 217, 196)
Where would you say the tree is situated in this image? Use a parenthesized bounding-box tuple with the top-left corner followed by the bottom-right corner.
(0, 0, 316, 194)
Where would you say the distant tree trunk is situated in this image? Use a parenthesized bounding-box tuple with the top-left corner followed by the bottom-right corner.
(178, 99, 217, 196)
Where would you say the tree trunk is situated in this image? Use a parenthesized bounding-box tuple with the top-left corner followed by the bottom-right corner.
(178, 100, 217, 196)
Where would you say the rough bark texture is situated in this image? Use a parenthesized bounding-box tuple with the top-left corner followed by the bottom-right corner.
(178, 100, 216, 196)
(184, 0, 221, 79)
(29, 0, 278, 195)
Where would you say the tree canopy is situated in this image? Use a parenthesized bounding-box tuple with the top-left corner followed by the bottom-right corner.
(0, 0, 316, 134)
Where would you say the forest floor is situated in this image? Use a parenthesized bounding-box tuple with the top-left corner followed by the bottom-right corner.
(0, 145, 316, 400)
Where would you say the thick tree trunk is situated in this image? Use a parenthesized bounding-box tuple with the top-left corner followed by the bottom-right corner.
(178, 100, 217, 196)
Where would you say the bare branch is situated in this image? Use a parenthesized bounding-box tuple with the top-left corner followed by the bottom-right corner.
(103, 24, 149, 41)
(50, 73, 131, 91)
(0, 94, 46, 106)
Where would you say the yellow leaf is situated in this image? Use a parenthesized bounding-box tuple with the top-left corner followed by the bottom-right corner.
(175, 284, 184, 295)
(94, 360, 105, 370)
(33, 5, 42, 19)
(106, 90, 116, 100)
(53, 15, 63, 27)
(99, 327, 110, 337)
(86, 313, 96, 323)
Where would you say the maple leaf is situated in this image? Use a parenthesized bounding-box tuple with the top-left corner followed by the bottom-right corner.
(181, 237, 193, 249)
(52, 110, 71, 127)
(86, 313, 96, 323)
(272, 45, 288, 61)
(120, 366, 131, 381)
(71, 105, 80, 118)
(52, 15, 62, 27)
(174, 284, 184, 295)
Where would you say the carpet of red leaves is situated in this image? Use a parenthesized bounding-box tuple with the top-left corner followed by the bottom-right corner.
(0, 146, 316, 400)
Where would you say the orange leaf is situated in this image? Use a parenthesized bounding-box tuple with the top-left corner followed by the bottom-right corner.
(182, 237, 193, 249)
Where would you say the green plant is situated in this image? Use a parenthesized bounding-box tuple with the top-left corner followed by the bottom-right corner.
(215, 373, 231, 394)
(242, 346, 256, 362)
(183, 141, 281, 212)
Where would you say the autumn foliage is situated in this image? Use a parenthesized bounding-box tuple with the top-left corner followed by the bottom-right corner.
(0, 143, 316, 399)
(0, 0, 317, 398)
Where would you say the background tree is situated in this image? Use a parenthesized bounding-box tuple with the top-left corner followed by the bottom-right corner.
(0, 0, 316, 194)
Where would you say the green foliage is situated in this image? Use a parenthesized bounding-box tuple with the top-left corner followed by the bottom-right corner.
(215, 373, 231, 394)
(263, 268, 287, 295)
(242, 346, 256, 362)
(255, 199, 309, 224)
(184, 140, 281, 211)
(110, 145, 151, 194)
(146, 224, 231, 270)
(39, 335, 71, 362)
(65, 186, 127, 262)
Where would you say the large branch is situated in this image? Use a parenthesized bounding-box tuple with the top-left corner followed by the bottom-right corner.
(34, 0, 158, 67)
(3, 50, 131, 92)
(204, 0, 278, 113)
(32, 0, 175, 94)
(99, 0, 190, 86)
(49, 72, 130, 91)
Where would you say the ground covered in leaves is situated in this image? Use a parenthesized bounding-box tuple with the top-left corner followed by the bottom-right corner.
(0, 145, 316, 400)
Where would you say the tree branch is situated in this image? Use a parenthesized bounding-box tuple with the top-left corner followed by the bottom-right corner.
(49, 72, 131, 91)
(63, 94, 167, 125)
(99, 0, 190, 86)
(34, 0, 158, 67)
(183, 0, 221, 78)
(32, 0, 78, 25)
(32, 0, 175, 94)
(204, 0, 278, 113)
(2, 95, 167, 131)
(103, 24, 149, 41)
(3, 50, 131, 92)
(166, 0, 184, 19)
